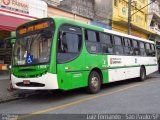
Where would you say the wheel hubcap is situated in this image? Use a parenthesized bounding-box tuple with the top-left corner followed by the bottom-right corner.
(91, 77, 98, 88)
(141, 71, 145, 80)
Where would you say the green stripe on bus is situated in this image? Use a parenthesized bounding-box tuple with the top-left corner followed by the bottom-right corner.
(107, 64, 157, 69)
(65, 64, 157, 72)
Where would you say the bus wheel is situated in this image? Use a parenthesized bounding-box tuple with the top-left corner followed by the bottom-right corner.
(139, 67, 146, 81)
(87, 71, 101, 94)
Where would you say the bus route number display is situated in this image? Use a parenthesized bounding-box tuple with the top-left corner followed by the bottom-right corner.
(18, 22, 49, 35)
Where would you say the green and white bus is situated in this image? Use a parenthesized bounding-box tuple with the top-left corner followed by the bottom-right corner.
(11, 17, 158, 94)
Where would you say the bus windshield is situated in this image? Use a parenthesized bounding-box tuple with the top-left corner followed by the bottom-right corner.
(13, 19, 54, 66)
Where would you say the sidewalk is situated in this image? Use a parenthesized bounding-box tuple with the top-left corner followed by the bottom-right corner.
(0, 71, 9, 81)
(0, 71, 36, 103)
(0, 79, 20, 102)
(0, 71, 159, 103)
(0, 74, 10, 81)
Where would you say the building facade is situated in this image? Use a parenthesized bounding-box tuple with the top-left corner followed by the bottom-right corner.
(44, 0, 91, 24)
(0, 0, 47, 70)
(56, 0, 112, 28)
(112, 0, 155, 39)
(148, 0, 160, 58)
(55, 0, 155, 39)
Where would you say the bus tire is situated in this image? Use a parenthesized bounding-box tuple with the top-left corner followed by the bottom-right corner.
(139, 67, 146, 81)
(87, 71, 101, 94)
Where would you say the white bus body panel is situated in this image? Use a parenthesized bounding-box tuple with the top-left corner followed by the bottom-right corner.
(11, 73, 59, 90)
(108, 55, 158, 82)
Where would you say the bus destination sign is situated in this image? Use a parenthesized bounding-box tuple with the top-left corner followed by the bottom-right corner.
(18, 22, 49, 35)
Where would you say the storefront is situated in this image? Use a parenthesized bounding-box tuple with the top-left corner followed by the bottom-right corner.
(0, 0, 47, 70)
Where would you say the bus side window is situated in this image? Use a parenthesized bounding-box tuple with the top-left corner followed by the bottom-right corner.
(85, 30, 100, 53)
(151, 44, 156, 57)
(99, 33, 113, 54)
(139, 42, 146, 56)
(145, 43, 152, 56)
(132, 40, 140, 56)
(124, 38, 133, 55)
(57, 25, 82, 63)
(113, 36, 124, 55)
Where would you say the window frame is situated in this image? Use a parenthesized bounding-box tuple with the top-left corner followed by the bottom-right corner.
(139, 41, 147, 56)
(123, 37, 134, 56)
(132, 39, 140, 56)
(57, 24, 83, 64)
(113, 35, 124, 55)
(85, 29, 101, 54)
(99, 32, 114, 54)
(150, 43, 156, 57)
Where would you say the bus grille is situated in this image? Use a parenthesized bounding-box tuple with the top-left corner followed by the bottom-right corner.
(16, 82, 45, 87)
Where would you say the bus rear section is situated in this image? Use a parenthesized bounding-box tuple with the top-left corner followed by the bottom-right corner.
(11, 18, 59, 90)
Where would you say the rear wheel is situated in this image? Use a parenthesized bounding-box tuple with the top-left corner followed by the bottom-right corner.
(87, 71, 101, 94)
(139, 67, 146, 81)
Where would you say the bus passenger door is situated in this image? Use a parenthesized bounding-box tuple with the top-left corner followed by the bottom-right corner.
(56, 25, 85, 90)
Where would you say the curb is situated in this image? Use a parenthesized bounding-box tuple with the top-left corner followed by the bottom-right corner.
(0, 90, 38, 104)
(0, 95, 23, 104)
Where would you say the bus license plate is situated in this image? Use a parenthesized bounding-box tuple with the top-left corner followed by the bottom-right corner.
(23, 80, 30, 85)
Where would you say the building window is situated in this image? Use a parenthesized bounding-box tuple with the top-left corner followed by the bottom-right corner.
(114, 0, 118, 7)
(150, 21, 155, 27)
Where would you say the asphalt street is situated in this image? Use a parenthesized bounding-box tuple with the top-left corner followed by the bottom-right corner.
(0, 75, 160, 120)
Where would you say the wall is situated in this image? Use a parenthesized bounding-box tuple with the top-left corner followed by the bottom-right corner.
(112, 0, 150, 39)
(48, 6, 91, 24)
(58, 0, 94, 19)
(112, 23, 148, 39)
(113, 0, 148, 27)
(94, 0, 112, 24)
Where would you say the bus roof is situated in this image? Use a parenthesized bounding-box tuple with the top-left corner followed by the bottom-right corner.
(53, 17, 155, 44)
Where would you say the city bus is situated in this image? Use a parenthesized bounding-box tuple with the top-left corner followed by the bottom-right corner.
(11, 17, 158, 94)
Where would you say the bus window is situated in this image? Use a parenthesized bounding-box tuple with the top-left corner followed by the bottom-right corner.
(124, 38, 133, 55)
(113, 36, 124, 55)
(132, 40, 140, 56)
(86, 30, 97, 42)
(57, 25, 82, 63)
(145, 43, 152, 56)
(139, 42, 146, 56)
(85, 30, 100, 53)
(99, 33, 113, 54)
(151, 44, 156, 57)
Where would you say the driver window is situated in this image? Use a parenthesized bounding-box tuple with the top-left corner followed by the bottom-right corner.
(57, 25, 82, 63)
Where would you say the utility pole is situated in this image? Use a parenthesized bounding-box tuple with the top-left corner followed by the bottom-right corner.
(128, 0, 156, 35)
(128, 0, 132, 35)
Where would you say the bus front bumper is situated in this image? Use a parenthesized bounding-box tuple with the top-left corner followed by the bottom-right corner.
(11, 73, 59, 90)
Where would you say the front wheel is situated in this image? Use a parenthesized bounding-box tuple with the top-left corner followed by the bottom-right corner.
(139, 67, 146, 81)
(87, 71, 101, 94)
